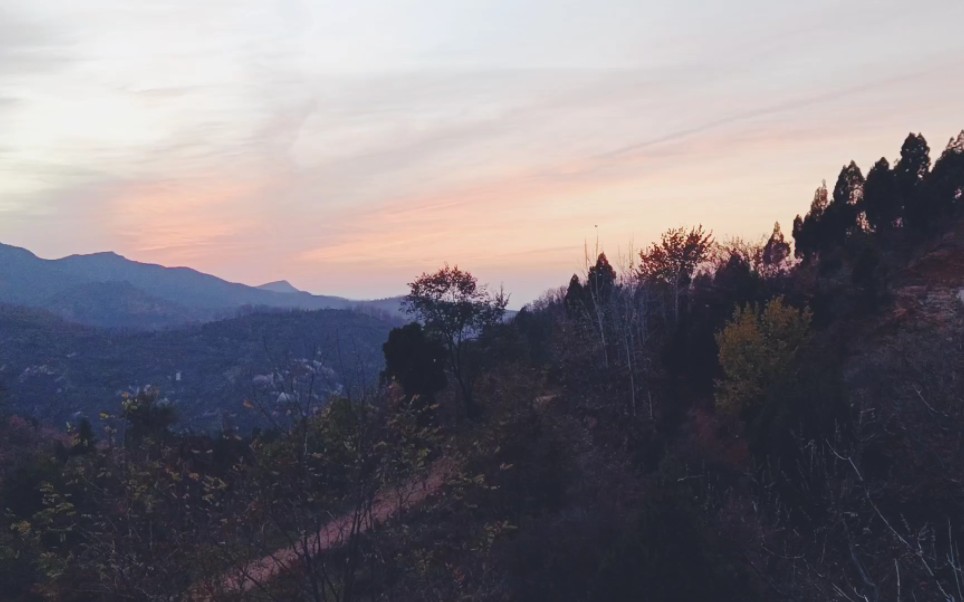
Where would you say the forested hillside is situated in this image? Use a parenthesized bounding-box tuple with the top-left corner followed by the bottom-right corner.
(0, 131, 962, 601)
(0, 306, 392, 429)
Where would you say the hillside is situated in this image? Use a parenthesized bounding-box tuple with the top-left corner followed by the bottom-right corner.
(0, 132, 960, 601)
(40, 280, 213, 330)
(0, 305, 393, 429)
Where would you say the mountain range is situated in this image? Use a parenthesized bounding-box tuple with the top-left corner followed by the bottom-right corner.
(0, 242, 405, 329)
(0, 242, 411, 429)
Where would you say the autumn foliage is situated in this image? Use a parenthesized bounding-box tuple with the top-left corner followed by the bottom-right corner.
(714, 297, 812, 416)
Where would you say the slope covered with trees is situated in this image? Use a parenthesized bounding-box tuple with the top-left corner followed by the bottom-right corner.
(0, 306, 392, 429)
(0, 130, 962, 601)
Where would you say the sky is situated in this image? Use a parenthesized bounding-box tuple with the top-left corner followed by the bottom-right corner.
(1, 0, 963, 305)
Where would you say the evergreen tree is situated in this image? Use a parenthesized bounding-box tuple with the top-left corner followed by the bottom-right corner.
(382, 323, 447, 418)
(791, 214, 806, 259)
(71, 418, 97, 455)
(121, 387, 176, 447)
(863, 158, 898, 232)
(895, 132, 931, 184)
(925, 130, 964, 220)
(761, 222, 790, 269)
(586, 253, 617, 306)
(947, 130, 964, 154)
(824, 161, 865, 245)
(895, 133, 931, 231)
(792, 181, 829, 260)
(564, 274, 585, 316)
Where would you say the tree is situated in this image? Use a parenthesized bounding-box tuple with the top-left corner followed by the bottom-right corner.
(791, 214, 806, 259)
(715, 297, 811, 417)
(404, 265, 508, 419)
(946, 129, 964, 154)
(382, 323, 447, 420)
(121, 387, 177, 448)
(832, 161, 865, 207)
(925, 130, 964, 221)
(862, 158, 898, 232)
(586, 253, 617, 306)
(793, 164, 864, 259)
(637, 226, 713, 321)
(824, 161, 865, 245)
(71, 418, 97, 455)
(563, 274, 585, 316)
(583, 253, 619, 368)
(895, 132, 931, 187)
(761, 222, 790, 271)
(792, 181, 829, 260)
(810, 179, 830, 214)
(895, 133, 931, 231)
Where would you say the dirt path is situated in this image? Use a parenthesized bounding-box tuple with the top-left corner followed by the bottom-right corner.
(192, 459, 454, 599)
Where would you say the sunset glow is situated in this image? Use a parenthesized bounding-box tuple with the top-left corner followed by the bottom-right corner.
(2, 0, 963, 303)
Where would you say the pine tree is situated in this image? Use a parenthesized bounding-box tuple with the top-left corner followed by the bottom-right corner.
(382, 323, 447, 417)
(762, 222, 791, 269)
(792, 181, 829, 260)
(810, 179, 830, 215)
(564, 274, 585, 316)
(824, 161, 865, 245)
(586, 253, 617, 305)
(895, 133, 931, 231)
(863, 158, 898, 232)
(792, 215, 806, 259)
(925, 130, 964, 220)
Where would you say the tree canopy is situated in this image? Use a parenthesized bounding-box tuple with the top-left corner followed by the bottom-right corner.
(715, 297, 812, 417)
(382, 322, 447, 419)
(404, 265, 508, 418)
(637, 225, 713, 320)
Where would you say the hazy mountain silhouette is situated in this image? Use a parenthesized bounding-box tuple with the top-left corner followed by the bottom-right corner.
(0, 243, 405, 328)
(257, 280, 303, 294)
(40, 281, 210, 330)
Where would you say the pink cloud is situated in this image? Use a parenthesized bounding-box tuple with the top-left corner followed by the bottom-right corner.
(105, 176, 272, 266)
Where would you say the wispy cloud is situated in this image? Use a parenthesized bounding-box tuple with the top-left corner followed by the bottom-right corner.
(1, 0, 963, 302)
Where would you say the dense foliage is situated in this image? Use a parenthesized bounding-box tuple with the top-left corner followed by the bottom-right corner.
(0, 307, 392, 429)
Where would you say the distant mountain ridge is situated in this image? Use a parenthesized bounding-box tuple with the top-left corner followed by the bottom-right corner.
(257, 280, 303, 294)
(0, 243, 406, 329)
